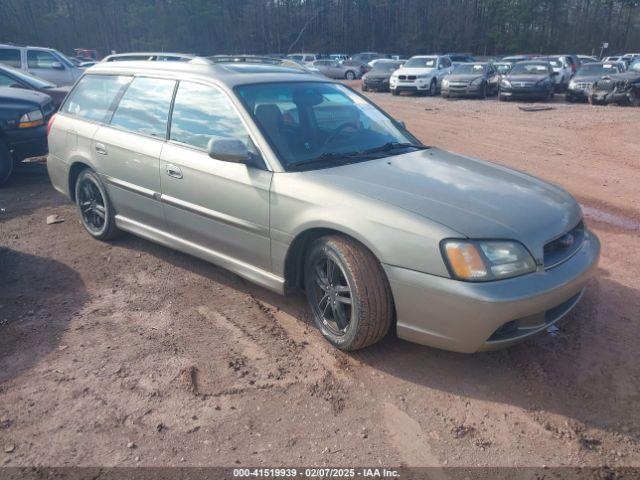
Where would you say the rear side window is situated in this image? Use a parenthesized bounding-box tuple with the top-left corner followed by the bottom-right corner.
(110, 77, 176, 138)
(0, 48, 21, 68)
(63, 75, 130, 122)
(170, 81, 250, 150)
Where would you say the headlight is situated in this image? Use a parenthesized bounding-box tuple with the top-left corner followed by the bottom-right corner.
(18, 109, 44, 128)
(568, 80, 577, 89)
(500, 79, 511, 88)
(441, 240, 536, 282)
(442, 79, 450, 88)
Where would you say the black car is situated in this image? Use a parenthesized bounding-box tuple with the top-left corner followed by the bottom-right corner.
(441, 62, 500, 98)
(0, 87, 54, 185)
(0, 64, 70, 109)
(362, 60, 404, 92)
(566, 62, 624, 102)
(499, 61, 557, 101)
(589, 62, 640, 106)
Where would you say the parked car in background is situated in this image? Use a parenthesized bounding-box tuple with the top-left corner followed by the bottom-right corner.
(590, 60, 640, 106)
(556, 54, 580, 74)
(79, 61, 99, 69)
(351, 52, 384, 64)
(0, 64, 70, 109)
(501, 55, 532, 63)
(603, 56, 624, 66)
(311, 59, 360, 80)
(74, 48, 99, 60)
(390, 55, 453, 96)
(499, 61, 557, 101)
(46, 60, 600, 352)
(535, 56, 573, 91)
(329, 54, 349, 61)
(443, 53, 476, 63)
(566, 62, 624, 102)
(620, 53, 640, 68)
(493, 62, 513, 76)
(0, 44, 82, 86)
(441, 62, 500, 98)
(102, 52, 195, 62)
(0, 86, 54, 184)
(286, 53, 320, 65)
(340, 59, 370, 77)
(361, 60, 404, 92)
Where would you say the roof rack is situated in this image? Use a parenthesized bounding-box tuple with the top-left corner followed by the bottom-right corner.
(206, 55, 282, 65)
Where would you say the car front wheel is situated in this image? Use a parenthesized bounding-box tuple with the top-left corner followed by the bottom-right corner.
(345, 71, 356, 80)
(75, 169, 120, 240)
(304, 235, 393, 350)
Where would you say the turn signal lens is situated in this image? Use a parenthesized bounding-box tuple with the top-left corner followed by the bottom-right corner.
(18, 109, 44, 128)
(444, 241, 487, 280)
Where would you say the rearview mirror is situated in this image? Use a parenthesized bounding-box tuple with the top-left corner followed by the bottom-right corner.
(207, 138, 250, 163)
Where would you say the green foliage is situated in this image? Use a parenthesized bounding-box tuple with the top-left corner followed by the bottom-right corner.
(0, 0, 637, 56)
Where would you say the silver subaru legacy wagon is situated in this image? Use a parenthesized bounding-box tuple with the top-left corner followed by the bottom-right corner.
(47, 60, 600, 353)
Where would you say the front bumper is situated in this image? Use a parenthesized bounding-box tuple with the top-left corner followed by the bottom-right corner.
(363, 79, 390, 91)
(566, 87, 589, 101)
(7, 124, 48, 161)
(383, 229, 600, 353)
(442, 84, 482, 97)
(390, 79, 431, 92)
(500, 87, 551, 100)
(591, 88, 633, 104)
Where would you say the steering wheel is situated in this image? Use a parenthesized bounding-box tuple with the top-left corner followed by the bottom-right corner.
(321, 122, 360, 149)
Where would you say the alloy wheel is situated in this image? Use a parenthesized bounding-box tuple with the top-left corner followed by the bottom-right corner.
(77, 176, 107, 234)
(309, 251, 353, 336)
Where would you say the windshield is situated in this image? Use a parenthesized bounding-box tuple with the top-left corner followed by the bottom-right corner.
(404, 57, 436, 69)
(510, 63, 549, 75)
(0, 64, 55, 88)
(494, 63, 511, 74)
(236, 82, 422, 170)
(578, 64, 617, 75)
(51, 50, 75, 68)
(372, 61, 402, 72)
(541, 58, 562, 68)
(453, 64, 485, 74)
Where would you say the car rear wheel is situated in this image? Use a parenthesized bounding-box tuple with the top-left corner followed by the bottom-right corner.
(304, 235, 393, 350)
(0, 139, 13, 187)
(75, 169, 120, 241)
(345, 71, 356, 80)
(429, 79, 437, 96)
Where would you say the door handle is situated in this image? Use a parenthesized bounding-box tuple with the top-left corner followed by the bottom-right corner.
(165, 164, 183, 179)
(95, 142, 107, 155)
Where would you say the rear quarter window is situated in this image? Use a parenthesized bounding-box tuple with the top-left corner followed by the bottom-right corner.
(62, 75, 131, 123)
(0, 48, 21, 68)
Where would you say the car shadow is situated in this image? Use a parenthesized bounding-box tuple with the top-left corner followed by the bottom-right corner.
(112, 233, 638, 442)
(0, 248, 89, 384)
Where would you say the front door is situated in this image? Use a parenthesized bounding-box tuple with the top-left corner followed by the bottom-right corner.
(160, 81, 272, 274)
(25, 49, 72, 86)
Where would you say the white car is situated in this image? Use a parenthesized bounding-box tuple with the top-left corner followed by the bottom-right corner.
(286, 53, 320, 66)
(389, 55, 453, 96)
(535, 56, 573, 90)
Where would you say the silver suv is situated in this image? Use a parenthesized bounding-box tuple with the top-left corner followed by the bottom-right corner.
(47, 60, 600, 352)
(0, 44, 82, 86)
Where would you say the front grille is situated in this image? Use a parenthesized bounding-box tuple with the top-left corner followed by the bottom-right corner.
(543, 221, 585, 269)
(594, 79, 615, 92)
(512, 81, 536, 88)
(577, 82, 593, 89)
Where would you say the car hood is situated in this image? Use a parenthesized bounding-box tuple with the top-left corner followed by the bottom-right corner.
(0, 86, 51, 109)
(394, 67, 436, 76)
(446, 74, 482, 83)
(306, 148, 582, 258)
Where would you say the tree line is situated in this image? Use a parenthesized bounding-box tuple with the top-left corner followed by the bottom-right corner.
(1, 0, 638, 58)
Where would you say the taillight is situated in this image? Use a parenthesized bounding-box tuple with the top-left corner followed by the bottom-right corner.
(47, 113, 57, 136)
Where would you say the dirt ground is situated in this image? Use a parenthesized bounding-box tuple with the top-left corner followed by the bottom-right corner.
(1, 84, 639, 470)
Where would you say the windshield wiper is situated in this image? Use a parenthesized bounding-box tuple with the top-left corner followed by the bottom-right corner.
(358, 142, 427, 155)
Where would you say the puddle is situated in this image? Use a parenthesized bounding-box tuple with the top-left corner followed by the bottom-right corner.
(581, 205, 640, 232)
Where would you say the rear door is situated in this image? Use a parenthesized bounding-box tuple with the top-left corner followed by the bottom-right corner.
(0, 47, 22, 69)
(92, 76, 176, 230)
(159, 80, 272, 273)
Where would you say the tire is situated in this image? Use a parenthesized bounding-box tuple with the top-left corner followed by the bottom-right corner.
(442, 92, 449, 99)
(428, 79, 437, 96)
(499, 93, 507, 102)
(0, 138, 13, 187)
(345, 70, 356, 80)
(304, 235, 393, 351)
(75, 169, 121, 241)
(629, 90, 640, 107)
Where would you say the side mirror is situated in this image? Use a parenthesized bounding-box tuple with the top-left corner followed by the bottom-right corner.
(51, 61, 64, 70)
(207, 138, 250, 163)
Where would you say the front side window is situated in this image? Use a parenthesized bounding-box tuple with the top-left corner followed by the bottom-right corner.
(236, 82, 422, 170)
(170, 81, 251, 151)
(62, 75, 130, 122)
(27, 50, 60, 69)
(110, 77, 176, 138)
(0, 48, 21, 68)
